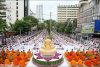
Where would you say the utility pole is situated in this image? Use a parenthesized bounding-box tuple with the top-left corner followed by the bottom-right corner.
(50, 12, 51, 35)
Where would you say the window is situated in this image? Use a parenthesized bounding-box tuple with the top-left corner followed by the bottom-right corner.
(16, 15, 18, 17)
(16, 6, 18, 9)
(16, 11, 18, 14)
(16, 2, 18, 5)
(16, 0, 18, 1)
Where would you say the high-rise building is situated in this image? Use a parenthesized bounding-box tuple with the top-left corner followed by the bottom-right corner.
(57, 4, 80, 22)
(0, 0, 29, 26)
(36, 5, 43, 23)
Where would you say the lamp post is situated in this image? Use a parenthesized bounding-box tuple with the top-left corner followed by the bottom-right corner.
(71, 20, 73, 38)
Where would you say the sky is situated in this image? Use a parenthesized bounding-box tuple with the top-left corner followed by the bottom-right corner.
(29, 0, 80, 20)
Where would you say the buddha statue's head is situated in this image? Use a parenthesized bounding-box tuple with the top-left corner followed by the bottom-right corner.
(47, 35, 49, 39)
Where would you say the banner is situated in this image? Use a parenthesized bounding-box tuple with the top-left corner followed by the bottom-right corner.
(82, 25, 94, 33)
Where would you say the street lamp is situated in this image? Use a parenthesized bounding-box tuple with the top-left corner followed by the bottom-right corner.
(71, 20, 73, 38)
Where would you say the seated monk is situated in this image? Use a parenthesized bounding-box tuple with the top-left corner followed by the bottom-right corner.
(8, 55, 14, 62)
(94, 54, 99, 61)
(66, 52, 70, 58)
(78, 58, 83, 66)
(87, 49, 90, 53)
(17, 54, 21, 62)
(70, 49, 74, 54)
(20, 51, 24, 59)
(72, 52, 76, 58)
(8, 52, 12, 57)
(96, 51, 99, 56)
(2, 53, 6, 61)
(26, 52, 30, 58)
(82, 49, 85, 54)
(92, 57, 98, 66)
(81, 55, 86, 61)
(23, 55, 28, 62)
(41, 35, 54, 50)
(70, 58, 77, 66)
(76, 50, 79, 55)
(27, 49, 31, 55)
(23, 50, 26, 56)
(13, 59, 19, 66)
(19, 59, 26, 67)
(16, 49, 20, 55)
(91, 49, 94, 54)
(86, 52, 89, 58)
(13, 52, 17, 59)
(2, 51, 5, 56)
(79, 52, 82, 57)
(6, 49, 10, 54)
(64, 50, 68, 56)
(4, 59, 11, 65)
(1, 49, 4, 54)
(67, 54, 73, 61)
(75, 54, 79, 61)
(0, 56, 3, 64)
(12, 49, 15, 53)
(89, 55, 93, 61)
(84, 58, 92, 66)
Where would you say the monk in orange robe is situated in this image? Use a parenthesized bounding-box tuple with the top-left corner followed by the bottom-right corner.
(4, 59, 11, 65)
(6, 49, 10, 54)
(8, 55, 14, 62)
(8, 52, 12, 57)
(75, 54, 79, 61)
(77, 58, 83, 66)
(91, 49, 94, 54)
(28, 49, 31, 55)
(64, 50, 68, 56)
(70, 58, 77, 66)
(17, 54, 21, 62)
(79, 52, 82, 57)
(67, 54, 73, 61)
(20, 51, 24, 59)
(84, 58, 92, 66)
(2, 54, 6, 60)
(72, 52, 76, 58)
(70, 49, 74, 54)
(16, 49, 20, 55)
(96, 51, 99, 56)
(66, 52, 70, 58)
(13, 59, 19, 66)
(89, 55, 93, 61)
(13, 53, 17, 58)
(86, 52, 89, 58)
(81, 55, 85, 61)
(87, 49, 90, 53)
(1, 49, 4, 54)
(23, 55, 28, 62)
(23, 50, 26, 56)
(19, 60, 26, 67)
(0, 56, 3, 64)
(82, 49, 85, 54)
(92, 57, 98, 66)
(26, 52, 30, 58)
(94, 54, 99, 61)
(12, 49, 15, 53)
(76, 50, 79, 55)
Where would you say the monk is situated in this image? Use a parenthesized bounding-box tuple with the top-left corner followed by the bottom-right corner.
(27, 49, 31, 55)
(66, 52, 70, 58)
(70, 58, 77, 66)
(89, 55, 93, 61)
(26, 52, 30, 58)
(86, 52, 89, 58)
(87, 49, 90, 53)
(91, 49, 94, 54)
(79, 52, 82, 57)
(92, 57, 98, 66)
(6, 49, 10, 54)
(75, 54, 79, 61)
(84, 58, 92, 66)
(72, 52, 76, 58)
(20, 51, 24, 58)
(19, 59, 26, 67)
(4, 59, 11, 65)
(81, 55, 86, 61)
(13, 59, 19, 66)
(96, 51, 99, 56)
(2, 54, 6, 60)
(0, 56, 3, 64)
(16, 49, 20, 55)
(82, 49, 85, 54)
(64, 50, 68, 56)
(70, 49, 74, 54)
(94, 54, 99, 61)
(17, 54, 21, 62)
(77, 58, 83, 66)
(1, 49, 4, 54)
(76, 50, 79, 55)
(67, 54, 73, 61)
(8, 55, 14, 62)
(12, 49, 15, 53)
(13, 52, 17, 59)
(23, 55, 28, 62)
(23, 50, 26, 56)
(8, 52, 12, 57)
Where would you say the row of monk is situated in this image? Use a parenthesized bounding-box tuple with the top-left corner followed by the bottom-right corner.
(0, 49, 32, 67)
(64, 49, 100, 66)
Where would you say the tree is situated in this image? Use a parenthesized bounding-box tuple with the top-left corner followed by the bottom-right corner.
(23, 16, 38, 26)
(12, 20, 31, 34)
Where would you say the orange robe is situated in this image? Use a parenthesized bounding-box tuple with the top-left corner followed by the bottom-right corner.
(96, 53, 99, 56)
(17, 56, 21, 62)
(8, 52, 12, 57)
(84, 60, 92, 66)
(82, 51, 85, 54)
(64, 51, 68, 55)
(1, 50, 4, 54)
(12, 50, 15, 53)
(78, 59, 83, 66)
(66, 53, 69, 58)
(28, 50, 31, 54)
(13, 53, 17, 58)
(79, 53, 82, 57)
(91, 50, 94, 53)
(6, 50, 10, 54)
(23, 51, 26, 55)
(81, 56, 85, 61)
(70, 60, 77, 66)
(72, 53, 76, 58)
(89, 56, 93, 61)
(70, 51, 74, 54)
(19, 60, 26, 67)
(8, 56, 14, 62)
(67, 55, 73, 61)
(23, 56, 28, 62)
(26, 53, 30, 58)
(0, 58, 3, 64)
(75, 56, 79, 61)
(20, 52, 24, 58)
(2, 54, 6, 60)
(16, 51, 20, 55)
(4, 59, 11, 65)
(94, 55, 99, 61)
(13, 59, 19, 66)
(92, 59, 98, 66)
(76, 51, 79, 55)
(87, 50, 90, 53)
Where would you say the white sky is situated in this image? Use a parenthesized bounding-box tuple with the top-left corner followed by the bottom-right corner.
(29, 0, 80, 20)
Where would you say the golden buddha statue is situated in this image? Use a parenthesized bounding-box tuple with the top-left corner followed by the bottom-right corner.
(39, 35, 56, 56)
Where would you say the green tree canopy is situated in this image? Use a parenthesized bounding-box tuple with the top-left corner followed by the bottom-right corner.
(23, 16, 38, 26)
(64, 22, 72, 33)
(12, 20, 32, 34)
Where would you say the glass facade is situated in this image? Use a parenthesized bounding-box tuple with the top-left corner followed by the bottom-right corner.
(24, 0, 28, 16)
